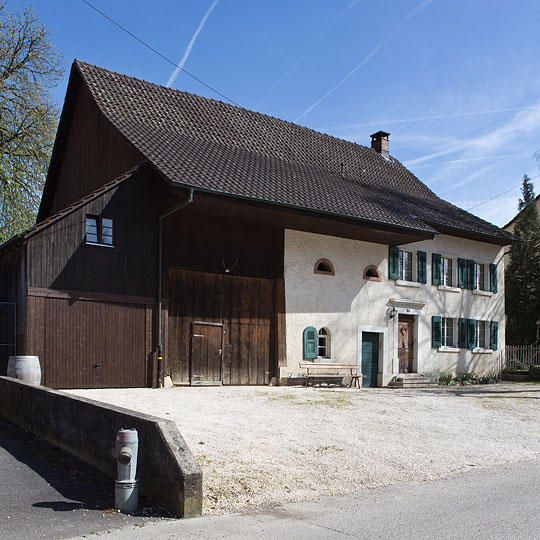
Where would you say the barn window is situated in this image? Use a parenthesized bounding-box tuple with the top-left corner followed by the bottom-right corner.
(318, 328, 331, 358)
(86, 215, 114, 246)
(363, 265, 381, 282)
(314, 258, 335, 276)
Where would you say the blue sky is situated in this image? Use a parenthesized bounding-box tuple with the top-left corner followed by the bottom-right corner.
(28, 0, 540, 227)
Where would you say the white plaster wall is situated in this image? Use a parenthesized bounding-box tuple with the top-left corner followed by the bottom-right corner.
(284, 229, 506, 383)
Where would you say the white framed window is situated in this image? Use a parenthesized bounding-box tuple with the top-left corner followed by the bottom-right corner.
(475, 320, 487, 349)
(442, 317, 455, 347)
(442, 257, 453, 287)
(86, 215, 114, 246)
(474, 263, 486, 291)
(318, 328, 330, 358)
(399, 250, 414, 281)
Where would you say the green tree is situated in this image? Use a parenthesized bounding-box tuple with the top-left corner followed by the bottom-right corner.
(0, 1, 63, 243)
(505, 175, 540, 344)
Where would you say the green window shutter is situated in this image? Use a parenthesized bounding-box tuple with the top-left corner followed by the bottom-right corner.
(467, 319, 476, 349)
(490, 263, 498, 293)
(303, 326, 318, 359)
(417, 251, 427, 284)
(490, 321, 498, 351)
(432, 316, 442, 348)
(458, 318, 468, 348)
(432, 253, 442, 285)
(458, 258, 466, 288)
(466, 260, 475, 290)
(389, 246, 400, 280)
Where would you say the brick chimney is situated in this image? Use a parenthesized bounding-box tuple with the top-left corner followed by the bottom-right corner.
(370, 131, 390, 157)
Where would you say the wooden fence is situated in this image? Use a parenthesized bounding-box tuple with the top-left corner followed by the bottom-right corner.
(504, 345, 540, 370)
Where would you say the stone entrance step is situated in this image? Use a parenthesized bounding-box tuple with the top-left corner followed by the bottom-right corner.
(387, 374, 437, 388)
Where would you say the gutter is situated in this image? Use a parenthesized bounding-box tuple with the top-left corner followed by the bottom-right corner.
(156, 188, 194, 388)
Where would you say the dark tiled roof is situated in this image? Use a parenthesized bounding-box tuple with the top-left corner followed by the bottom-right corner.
(74, 60, 512, 243)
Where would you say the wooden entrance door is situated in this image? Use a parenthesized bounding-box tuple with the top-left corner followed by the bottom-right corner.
(361, 332, 379, 387)
(398, 316, 414, 373)
(190, 322, 223, 385)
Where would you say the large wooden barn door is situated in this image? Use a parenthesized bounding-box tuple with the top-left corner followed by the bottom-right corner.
(168, 269, 274, 385)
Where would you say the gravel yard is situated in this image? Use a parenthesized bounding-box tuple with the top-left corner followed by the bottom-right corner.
(69, 383, 540, 515)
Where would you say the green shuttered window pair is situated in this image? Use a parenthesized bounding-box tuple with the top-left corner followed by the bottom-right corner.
(455, 318, 498, 350)
(388, 247, 426, 283)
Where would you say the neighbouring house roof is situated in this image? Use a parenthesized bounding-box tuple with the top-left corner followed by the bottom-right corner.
(503, 194, 540, 231)
(50, 60, 515, 245)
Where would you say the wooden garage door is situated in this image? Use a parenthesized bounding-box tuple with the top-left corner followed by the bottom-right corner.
(26, 295, 151, 389)
(167, 269, 273, 385)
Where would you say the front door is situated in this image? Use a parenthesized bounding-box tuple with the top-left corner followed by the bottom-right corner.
(361, 332, 379, 387)
(398, 316, 414, 373)
(190, 322, 223, 385)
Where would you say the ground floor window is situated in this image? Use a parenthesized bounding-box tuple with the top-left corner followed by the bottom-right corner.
(442, 317, 455, 347)
(475, 320, 486, 348)
(318, 328, 330, 358)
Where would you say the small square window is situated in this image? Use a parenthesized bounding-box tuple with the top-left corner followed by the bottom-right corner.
(86, 215, 114, 246)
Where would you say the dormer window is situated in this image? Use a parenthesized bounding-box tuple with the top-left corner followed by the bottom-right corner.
(86, 215, 114, 246)
(314, 258, 335, 276)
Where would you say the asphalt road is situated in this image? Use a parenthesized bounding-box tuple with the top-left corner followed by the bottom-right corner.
(0, 417, 167, 540)
(71, 458, 540, 540)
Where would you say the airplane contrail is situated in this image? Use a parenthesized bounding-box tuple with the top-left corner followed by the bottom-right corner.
(166, 0, 220, 88)
(253, 0, 362, 110)
(295, 0, 435, 123)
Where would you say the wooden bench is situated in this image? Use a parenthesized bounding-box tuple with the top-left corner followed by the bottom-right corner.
(298, 361, 364, 388)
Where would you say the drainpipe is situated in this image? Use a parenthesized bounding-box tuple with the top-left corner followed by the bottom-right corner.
(156, 189, 194, 387)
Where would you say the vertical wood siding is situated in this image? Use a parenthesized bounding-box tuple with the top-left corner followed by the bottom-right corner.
(47, 83, 143, 218)
(28, 171, 158, 298)
(163, 204, 284, 280)
(167, 269, 274, 385)
(26, 294, 152, 389)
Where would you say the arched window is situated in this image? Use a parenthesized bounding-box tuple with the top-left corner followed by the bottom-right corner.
(314, 258, 335, 276)
(318, 328, 331, 358)
(303, 327, 318, 359)
(363, 265, 382, 282)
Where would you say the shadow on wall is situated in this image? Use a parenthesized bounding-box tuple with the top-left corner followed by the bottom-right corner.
(421, 286, 505, 375)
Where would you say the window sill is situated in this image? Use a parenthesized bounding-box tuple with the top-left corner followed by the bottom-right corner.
(472, 290, 493, 297)
(438, 285, 461, 293)
(395, 280, 421, 288)
(438, 346, 460, 353)
(472, 348, 492, 354)
(86, 242, 115, 248)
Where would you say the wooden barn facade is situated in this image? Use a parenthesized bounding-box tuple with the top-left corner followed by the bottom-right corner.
(0, 61, 512, 388)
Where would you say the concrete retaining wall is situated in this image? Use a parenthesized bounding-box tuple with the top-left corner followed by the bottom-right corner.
(0, 376, 202, 517)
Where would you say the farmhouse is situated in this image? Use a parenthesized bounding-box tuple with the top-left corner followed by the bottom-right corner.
(0, 61, 513, 389)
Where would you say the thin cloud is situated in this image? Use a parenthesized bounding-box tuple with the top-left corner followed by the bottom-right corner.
(404, 104, 540, 168)
(253, 0, 362, 110)
(166, 0, 220, 88)
(329, 107, 536, 132)
(295, 0, 435, 123)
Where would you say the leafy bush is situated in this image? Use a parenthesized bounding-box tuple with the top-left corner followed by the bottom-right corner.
(438, 373, 454, 385)
(530, 365, 540, 380)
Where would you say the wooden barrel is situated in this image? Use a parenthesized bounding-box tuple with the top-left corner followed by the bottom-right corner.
(7, 356, 41, 385)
